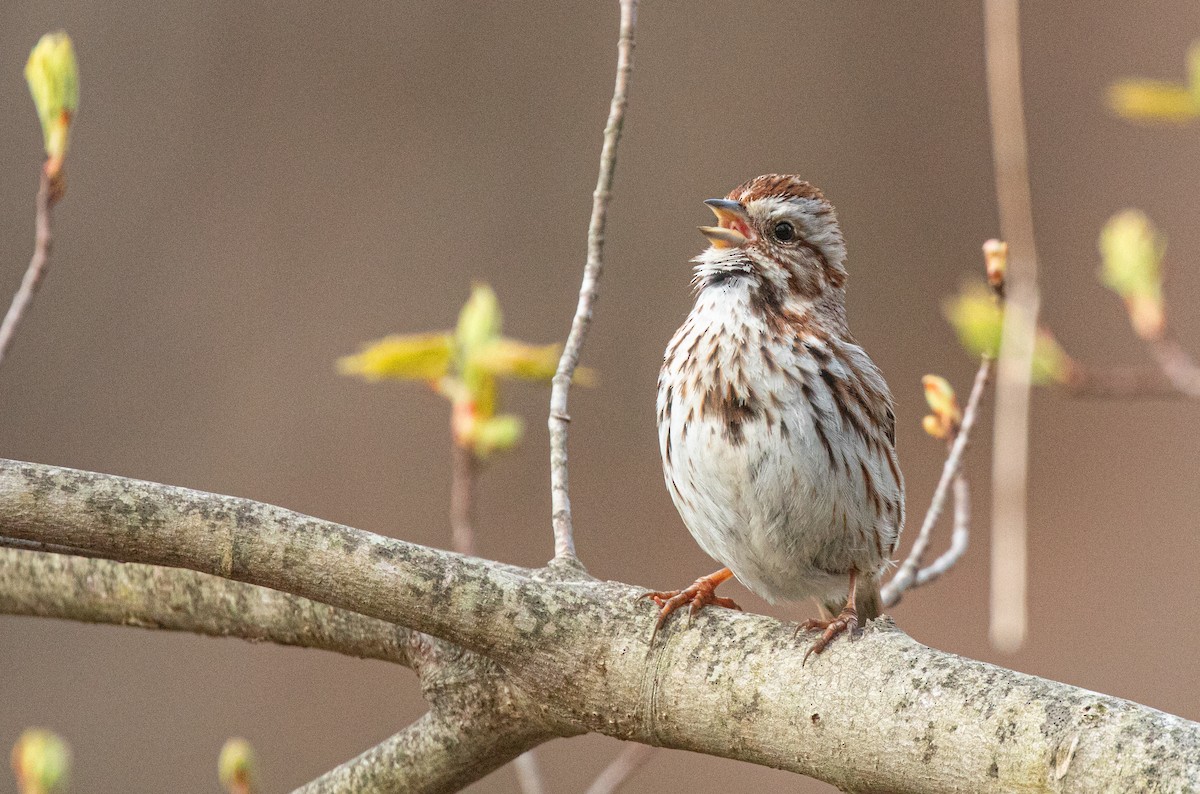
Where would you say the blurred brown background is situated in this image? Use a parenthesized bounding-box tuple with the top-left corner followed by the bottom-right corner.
(2, 2, 1199, 791)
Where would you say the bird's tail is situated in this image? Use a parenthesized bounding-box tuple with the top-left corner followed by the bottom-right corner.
(856, 576, 883, 622)
(822, 575, 883, 622)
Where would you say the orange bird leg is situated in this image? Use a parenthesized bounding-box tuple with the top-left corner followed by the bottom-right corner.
(641, 567, 742, 641)
(799, 570, 861, 665)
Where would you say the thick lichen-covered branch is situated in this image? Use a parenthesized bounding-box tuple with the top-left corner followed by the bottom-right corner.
(294, 709, 552, 794)
(294, 634, 568, 794)
(0, 544, 562, 793)
(2, 457, 1198, 793)
(0, 547, 417, 666)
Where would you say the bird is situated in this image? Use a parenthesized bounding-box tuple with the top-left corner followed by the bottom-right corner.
(645, 174, 904, 661)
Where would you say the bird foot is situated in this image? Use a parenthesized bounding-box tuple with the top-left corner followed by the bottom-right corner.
(641, 572, 742, 640)
(797, 606, 859, 665)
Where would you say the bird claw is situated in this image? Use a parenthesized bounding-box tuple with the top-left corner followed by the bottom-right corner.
(797, 606, 859, 666)
(641, 575, 742, 641)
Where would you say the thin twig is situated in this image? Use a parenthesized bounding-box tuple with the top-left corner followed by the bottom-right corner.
(916, 461, 971, 589)
(512, 751, 545, 794)
(548, 0, 638, 562)
(449, 443, 477, 555)
(1063, 363, 1188, 398)
(983, 0, 1039, 652)
(451, 432, 547, 791)
(0, 170, 58, 369)
(584, 743, 655, 794)
(1146, 334, 1200, 397)
(882, 357, 993, 608)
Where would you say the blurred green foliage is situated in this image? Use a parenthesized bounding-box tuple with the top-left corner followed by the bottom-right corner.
(218, 737, 256, 794)
(1099, 210, 1166, 340)
(1108, 41, 1200, 122)
(25, 32, 78, 176)
(340, 283, 588, 457)
(944, 282, 1070, 385)
(11, 729, 70, 794)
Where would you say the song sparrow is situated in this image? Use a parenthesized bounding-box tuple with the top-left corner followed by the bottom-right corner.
(646, 174, 904, 661)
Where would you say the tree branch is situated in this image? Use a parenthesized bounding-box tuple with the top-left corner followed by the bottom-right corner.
(0, 540, 565, 792)
(3, 458, 1198, 792)
(0, 547, 417, 666)
(295, 623, 573, 793)
(983, 0, 1040, 653)
(0, 170, 58, 369)
(548, 0, 637, 562)
(293, 709, 551, 794)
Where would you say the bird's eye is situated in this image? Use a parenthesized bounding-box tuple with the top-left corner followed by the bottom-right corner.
(773, 221, 796, 242)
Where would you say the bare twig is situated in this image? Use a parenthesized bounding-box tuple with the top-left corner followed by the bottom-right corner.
(449, 443, 477, 556)
(1063, 362, 1189, 398)
(1058, 332, 1200, 399)
(0, 170, 59, 369)
(983, 0, 1039, 652)
(3, 458, 1200, 792)
(512, 752, 546, 794)
(916, 456, 972, 589)
(584, 743, 655, 794)
(882, 357, 993, 608)
(452, 421, 548, 791)
(548, 0, 638, 562)
(1146, 334, 1200, 397)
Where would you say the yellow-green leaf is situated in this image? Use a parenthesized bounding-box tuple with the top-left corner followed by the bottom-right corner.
(471, 414, 523, 456)
(338, 333, 453, 381)
(455, 284, 502, 355)
(12, 729, 70, 794)
(454, 284, 505, 414)
(944, 282, 1069, 385)
(1031, 328, 1071, 386)
(1108, 80, 1198, 122)
(218, 738, 256, 794)
(945, 283, 1003, 359)
(1099, 210, 1166, 340)
(25, 32, 79, 172)
(473, 339, 560, 380)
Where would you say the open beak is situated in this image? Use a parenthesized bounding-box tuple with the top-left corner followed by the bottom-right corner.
(699, 198, 753, 249)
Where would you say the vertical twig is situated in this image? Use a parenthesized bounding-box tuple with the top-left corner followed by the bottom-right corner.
(983, 0, 1039, 652)
(881, 357, 993, 608)
(0, 170, 58, 369)
(584, 743, 655, 794)
(1147, 335, 1200, 397)
(511, 751, 545, 794)
(449, 443, 477, 556)
(919, 470, 972, 588)
(448, 443, 545, 791)
(548, 0, 638, 562)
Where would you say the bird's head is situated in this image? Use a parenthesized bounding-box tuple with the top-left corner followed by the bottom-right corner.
(695, 174, 848, 300)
